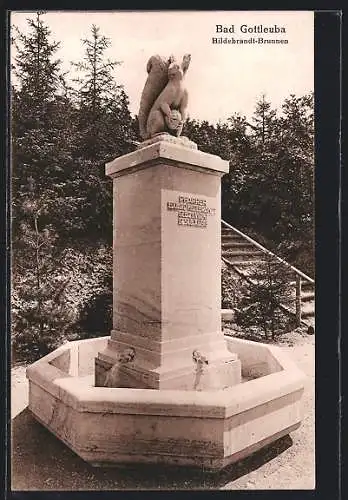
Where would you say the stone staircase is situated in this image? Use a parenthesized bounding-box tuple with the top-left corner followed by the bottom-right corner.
(221, 220, 315, 330)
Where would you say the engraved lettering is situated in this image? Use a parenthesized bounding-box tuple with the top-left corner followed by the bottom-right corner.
(166, 195, 215, 228)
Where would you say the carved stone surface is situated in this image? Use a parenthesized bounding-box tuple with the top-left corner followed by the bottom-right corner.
(138, 55, 171, 140)
(138, 54, 191, 140)
(136, 132, 198, 150)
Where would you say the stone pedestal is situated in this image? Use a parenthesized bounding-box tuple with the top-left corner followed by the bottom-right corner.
(95, 137, 241, 390)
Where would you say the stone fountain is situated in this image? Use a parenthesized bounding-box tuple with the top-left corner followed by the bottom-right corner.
(26, 54, 305, 471)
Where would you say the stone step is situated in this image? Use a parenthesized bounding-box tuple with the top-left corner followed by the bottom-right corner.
(290, 280, 314, 290)
(226, 259, 265, 268)
(221, 241, 255, 249)
(222, 247, 264, 256)
(302, 310, 315, 319)
(301, 299, 315, 310)
(227, 259, 295, 280)
(221, 223, 316, 329)
(222, 250, 265, 261)
(301, 301, 315, 318)
(221, 234, 247, 243)
(301, 291, 315, 302)
(302, 281, 315, 290)
(228, 265, 259, 278)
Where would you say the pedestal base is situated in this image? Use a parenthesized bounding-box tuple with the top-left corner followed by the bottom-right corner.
(95, 352, 241, 391)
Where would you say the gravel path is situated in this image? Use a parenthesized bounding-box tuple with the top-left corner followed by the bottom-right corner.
(10, 332, 315, 490)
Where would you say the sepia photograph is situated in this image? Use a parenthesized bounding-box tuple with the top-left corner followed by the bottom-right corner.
(10, 9, 316, 491)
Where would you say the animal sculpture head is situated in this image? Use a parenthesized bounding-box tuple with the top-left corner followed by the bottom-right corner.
(167, 54, 191, 80)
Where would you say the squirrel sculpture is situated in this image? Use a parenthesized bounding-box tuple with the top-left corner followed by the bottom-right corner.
(138, 54, 191, 140)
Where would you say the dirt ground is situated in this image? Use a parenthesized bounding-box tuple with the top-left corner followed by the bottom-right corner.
(10, 329, 315, 491)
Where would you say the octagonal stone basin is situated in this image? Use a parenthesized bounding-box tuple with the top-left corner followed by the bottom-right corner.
(26, 336, 305, 471)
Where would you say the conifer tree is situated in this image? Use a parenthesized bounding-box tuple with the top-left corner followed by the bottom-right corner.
(12, 11, 61, 125)
(250, 93, 278, 146)
(11, 13, 79, 359)
(71, 24, 136, 241)
(11, 11, 79, 242)
(276, 93, 315, 274)
(235, 254, 293, 340)
(222, 96, 280, 238)
(12, 179, 74, 361)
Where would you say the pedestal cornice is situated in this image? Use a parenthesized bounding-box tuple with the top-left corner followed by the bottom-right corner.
(106, 141, 229, 179)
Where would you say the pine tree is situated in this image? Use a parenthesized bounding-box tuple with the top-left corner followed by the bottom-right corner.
(250, 93, 278, 146)
(12, 11, 61, 126)
(12, 180, 74, 362)
(71, 24, 136, 242)
(223, 96, 281, 238)
(11, 13, 81, 359)
(235, 254, 293, 340)
(71, 23, 136, 158)
(276, 93, 315, 275)
(11, 11, 79, 242)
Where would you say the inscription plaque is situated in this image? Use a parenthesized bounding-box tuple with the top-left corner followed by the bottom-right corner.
(166, 195, 216, 228)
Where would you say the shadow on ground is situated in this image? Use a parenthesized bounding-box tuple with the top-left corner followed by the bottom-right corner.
(11, 408, 293, 491)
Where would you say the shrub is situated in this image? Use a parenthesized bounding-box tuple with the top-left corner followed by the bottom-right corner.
(221, 262, 244, 309)
(235, 254, 293, 340)
(74, 274, 113, 338)
(12, 236, 113, 362)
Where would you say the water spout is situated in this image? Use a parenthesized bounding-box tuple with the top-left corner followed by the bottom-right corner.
(104, 348, 136, 387)
(192, 350, 209, 390)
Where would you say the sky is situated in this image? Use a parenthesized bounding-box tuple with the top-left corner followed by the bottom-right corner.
(11, 10, 314, 123)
